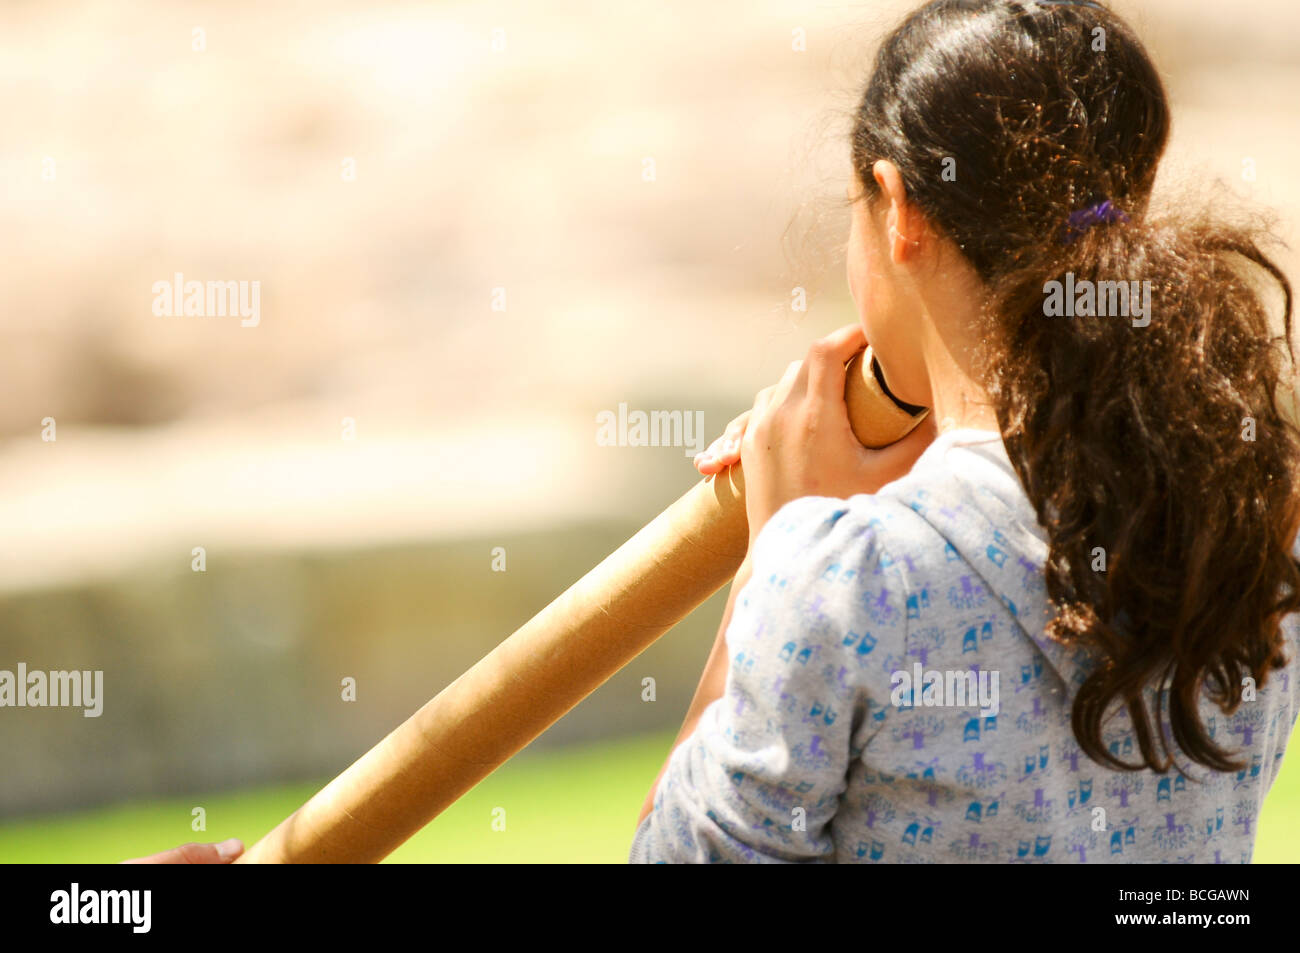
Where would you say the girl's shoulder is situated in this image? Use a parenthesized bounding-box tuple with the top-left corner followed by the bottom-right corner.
(745, 492, 943, 634)
(749, 492, 928, 580)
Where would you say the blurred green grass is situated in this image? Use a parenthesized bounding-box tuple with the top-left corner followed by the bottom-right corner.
(0, 731, 674, 864)
(1, 729, 1297, 863)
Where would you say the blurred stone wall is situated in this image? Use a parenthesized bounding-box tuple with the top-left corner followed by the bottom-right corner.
(0, 513, 731, 817)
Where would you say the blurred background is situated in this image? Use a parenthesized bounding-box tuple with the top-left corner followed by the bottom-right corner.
(2, 0, 1298, 863)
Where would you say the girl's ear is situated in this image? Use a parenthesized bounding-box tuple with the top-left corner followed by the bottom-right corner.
(872, 159, 923, 263)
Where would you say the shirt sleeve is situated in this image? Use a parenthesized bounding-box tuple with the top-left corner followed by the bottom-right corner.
(629, 494, 895, 863)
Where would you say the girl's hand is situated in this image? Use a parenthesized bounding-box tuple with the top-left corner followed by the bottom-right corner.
(694, 411, 750, 475)
(740, 324, 937, 547)
(121, 839, 245, 864)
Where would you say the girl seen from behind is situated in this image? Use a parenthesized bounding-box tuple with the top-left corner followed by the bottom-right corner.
(634, 0, 1300, 864)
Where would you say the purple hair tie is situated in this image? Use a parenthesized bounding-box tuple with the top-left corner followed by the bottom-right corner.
(1061, 199, 1129, 245)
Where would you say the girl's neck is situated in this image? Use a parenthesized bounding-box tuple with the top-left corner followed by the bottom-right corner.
(928, 353, 1000, 435)
(915, 268, 1001, 436)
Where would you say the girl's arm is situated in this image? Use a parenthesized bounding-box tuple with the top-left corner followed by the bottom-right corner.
(629, 327, 937, 861)
(628, 493, 897, 863)
(637, 551, 753, 824)
(635, 325, 930, 828)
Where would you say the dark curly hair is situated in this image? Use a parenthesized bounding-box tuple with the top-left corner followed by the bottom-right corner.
(850, 0, 1300, 772)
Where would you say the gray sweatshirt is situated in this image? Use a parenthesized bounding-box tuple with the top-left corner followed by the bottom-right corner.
(630, 428, 1300, 863)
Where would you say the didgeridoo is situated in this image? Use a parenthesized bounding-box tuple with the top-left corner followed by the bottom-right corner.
(236, 347, 928, 863)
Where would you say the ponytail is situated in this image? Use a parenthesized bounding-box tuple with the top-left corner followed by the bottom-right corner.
(986, 209, 1300, 772)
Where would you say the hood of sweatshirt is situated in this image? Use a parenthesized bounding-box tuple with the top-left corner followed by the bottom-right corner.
(874, 427, 1096, 699)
